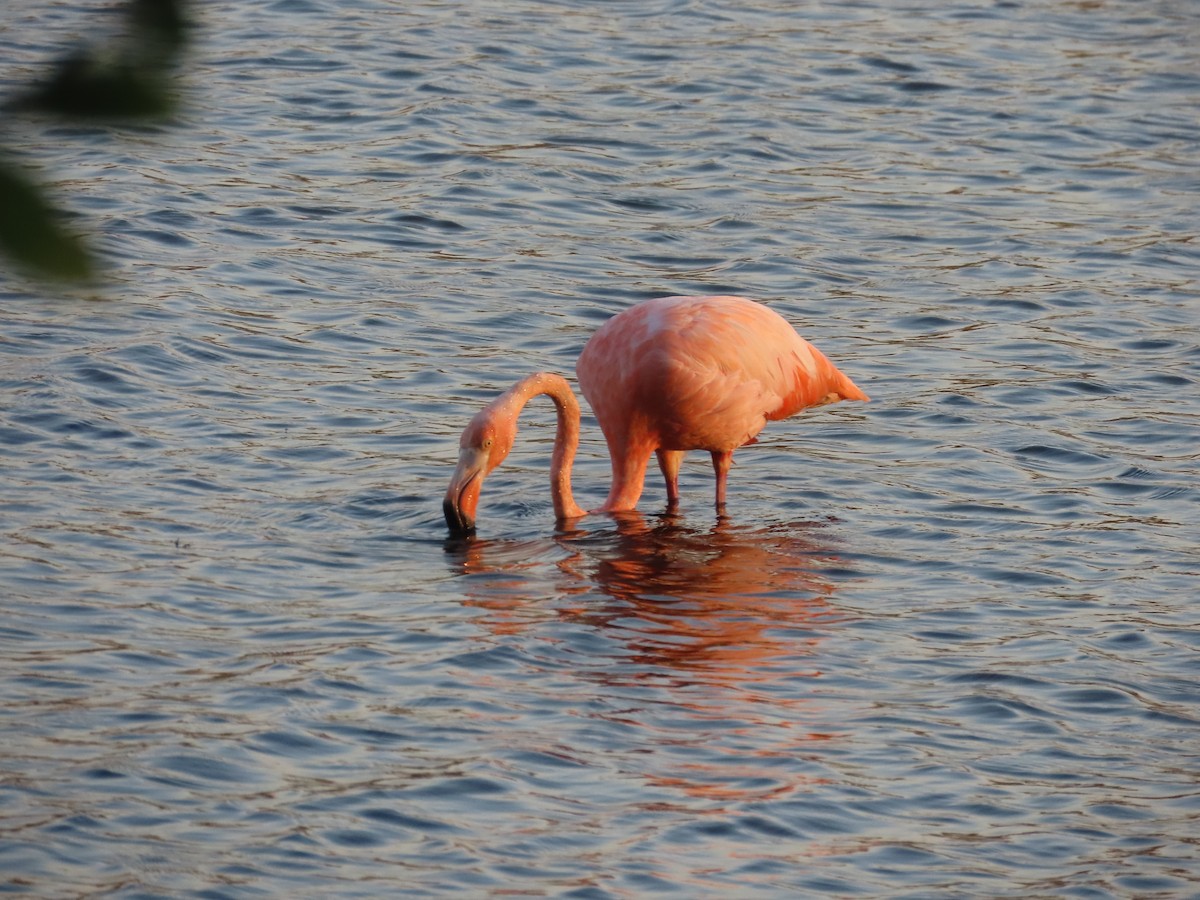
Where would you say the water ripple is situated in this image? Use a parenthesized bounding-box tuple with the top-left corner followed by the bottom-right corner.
(1, 0, 1198, 896)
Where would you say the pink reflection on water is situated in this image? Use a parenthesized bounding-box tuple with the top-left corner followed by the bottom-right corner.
(450, 513, 855, 805)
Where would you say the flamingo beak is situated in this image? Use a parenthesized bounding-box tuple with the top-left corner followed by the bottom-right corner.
(444, 446, 488, 535)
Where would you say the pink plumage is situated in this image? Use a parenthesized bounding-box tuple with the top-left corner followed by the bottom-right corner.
(445, 295, 868, 534)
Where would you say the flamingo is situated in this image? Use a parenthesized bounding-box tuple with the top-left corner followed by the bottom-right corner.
(443, 295, 869, 534)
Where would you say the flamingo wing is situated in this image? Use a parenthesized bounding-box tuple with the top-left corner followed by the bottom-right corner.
(579, 295, 857, 453)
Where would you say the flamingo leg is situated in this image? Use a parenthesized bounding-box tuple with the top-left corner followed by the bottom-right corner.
(655, 449, 685, 508)
(711, 450, 733, 510)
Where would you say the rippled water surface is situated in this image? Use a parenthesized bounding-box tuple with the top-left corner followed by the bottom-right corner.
(3, 0, 1199, 896)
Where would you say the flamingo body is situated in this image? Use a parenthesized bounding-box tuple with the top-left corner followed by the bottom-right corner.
(444, 295, 868, 534)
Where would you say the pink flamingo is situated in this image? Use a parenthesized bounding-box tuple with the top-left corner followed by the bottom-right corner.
(444, 295, 869, 534)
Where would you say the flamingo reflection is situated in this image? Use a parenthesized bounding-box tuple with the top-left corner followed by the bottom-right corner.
(445, 513, 852, 804)
(446, 513, 849, 686)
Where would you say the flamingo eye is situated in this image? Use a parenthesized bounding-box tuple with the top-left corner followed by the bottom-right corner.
(482, 438, 493, 449)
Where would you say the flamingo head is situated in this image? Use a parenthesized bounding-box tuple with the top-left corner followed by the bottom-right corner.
(443, 404, 517, 535)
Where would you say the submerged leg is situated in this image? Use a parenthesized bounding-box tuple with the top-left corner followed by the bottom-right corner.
(711, 450, 733, 510)
(656, 449, 685, 508)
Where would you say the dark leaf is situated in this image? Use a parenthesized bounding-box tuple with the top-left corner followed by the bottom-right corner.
(130, 0, 191, 55)
(12, 0, 190, 120)
(0, 160, 94, 282)
(15, 51, 177, 119)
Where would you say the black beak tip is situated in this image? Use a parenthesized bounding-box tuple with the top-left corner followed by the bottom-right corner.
(443, 498, 476, 537)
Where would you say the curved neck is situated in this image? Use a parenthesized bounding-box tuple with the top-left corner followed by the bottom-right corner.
(499, 373, 586, 521)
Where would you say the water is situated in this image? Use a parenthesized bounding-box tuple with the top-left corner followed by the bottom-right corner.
(2, 0, 1198, 895)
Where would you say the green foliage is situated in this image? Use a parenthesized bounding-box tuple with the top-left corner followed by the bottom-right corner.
(0, 0, 191, 283)
(0, 161, 94, 283)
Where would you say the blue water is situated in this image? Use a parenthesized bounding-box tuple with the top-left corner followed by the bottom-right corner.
(2, 0, 1198, 896)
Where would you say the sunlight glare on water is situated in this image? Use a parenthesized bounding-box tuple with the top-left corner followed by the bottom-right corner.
(1, 0, 1198, 896)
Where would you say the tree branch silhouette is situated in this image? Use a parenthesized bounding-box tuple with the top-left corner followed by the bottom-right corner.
(1, 0, 191, 283)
